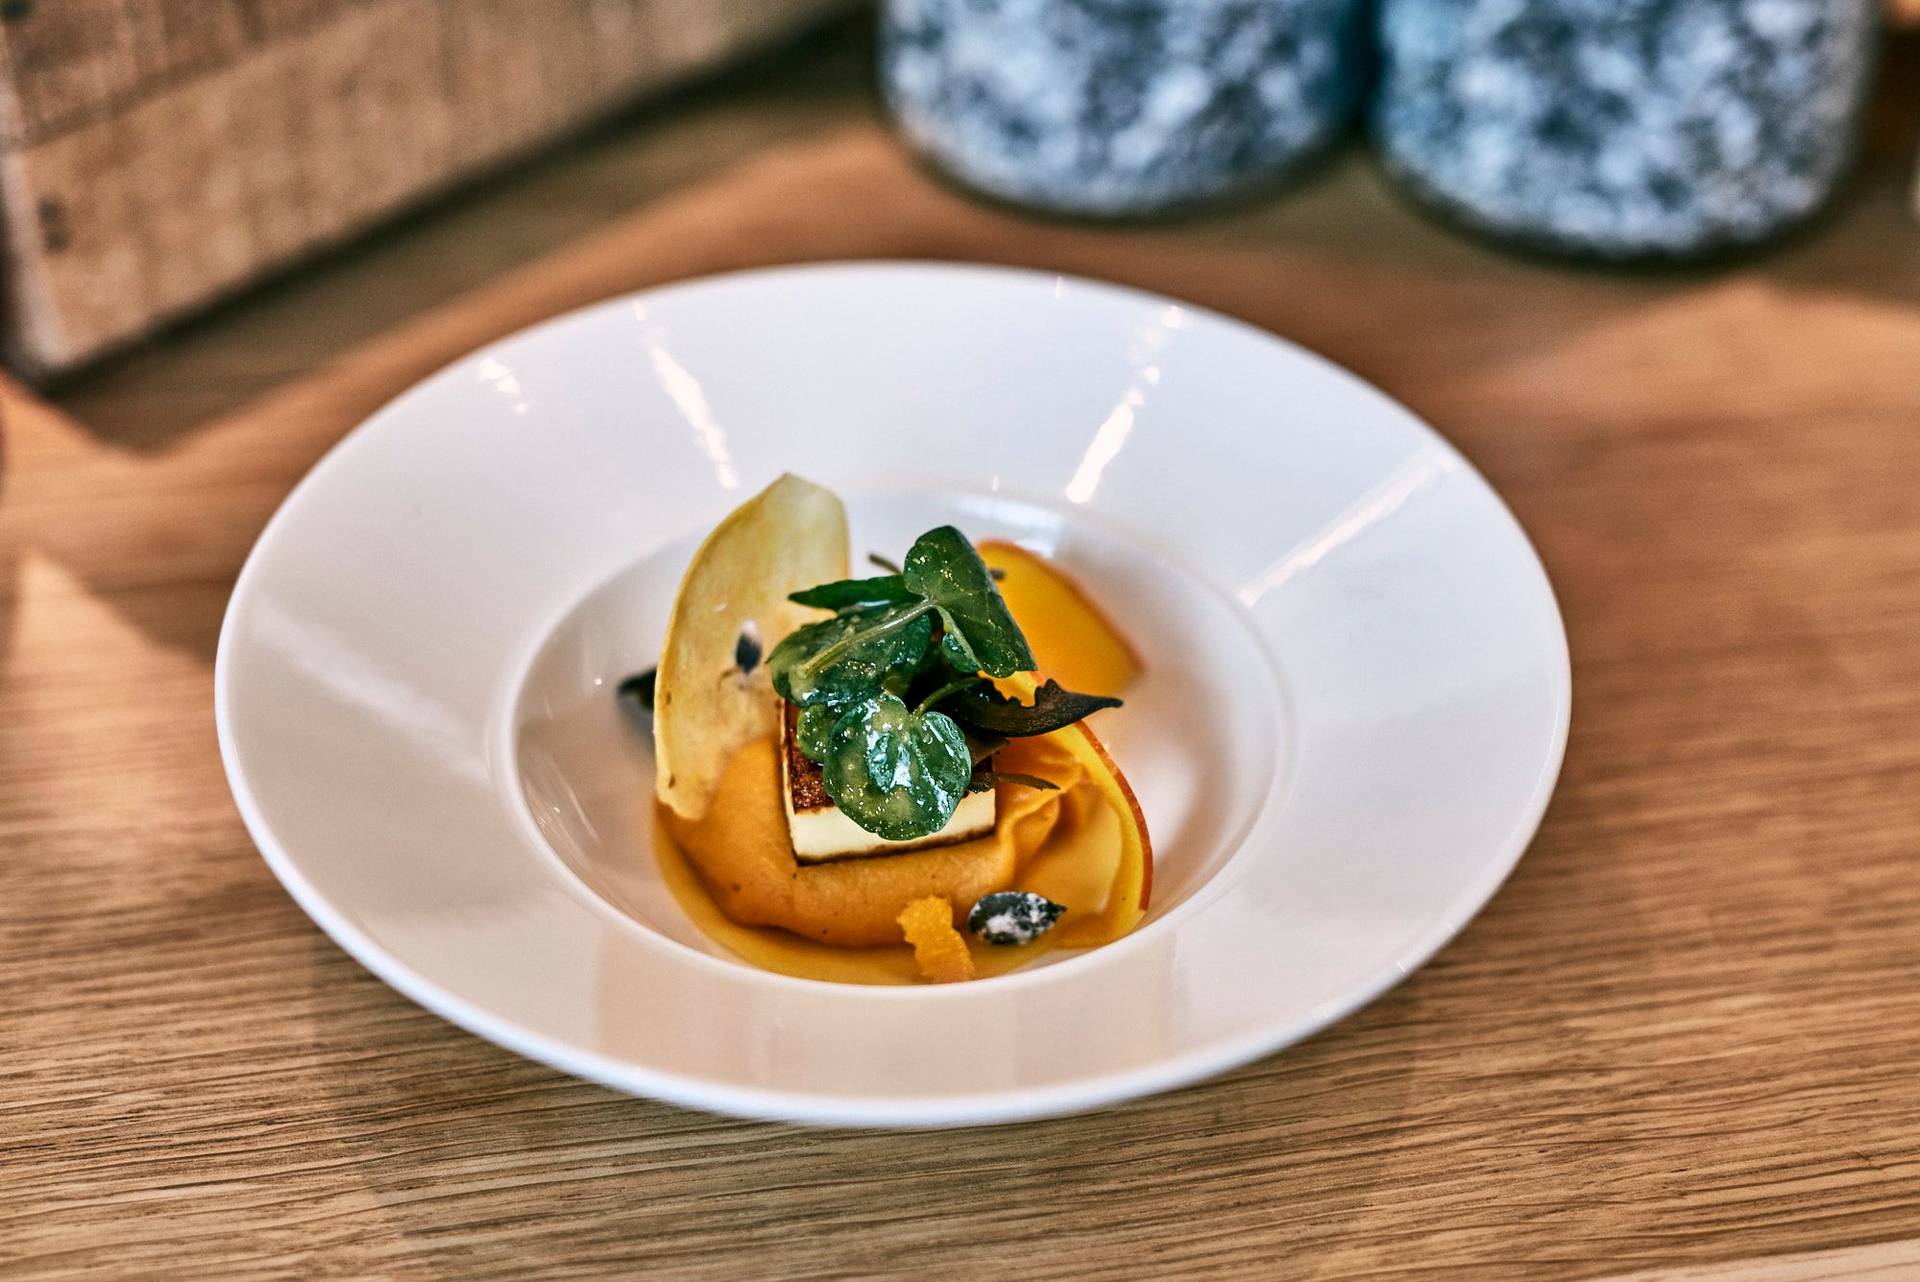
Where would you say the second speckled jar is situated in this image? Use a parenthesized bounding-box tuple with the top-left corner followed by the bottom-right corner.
(881, 0, 1371, 217)
(1373, 0, 1880, 259)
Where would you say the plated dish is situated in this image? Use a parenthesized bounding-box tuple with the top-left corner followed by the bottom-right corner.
(216, 263, 1570, 1125)
(635, 474, 1151, 984)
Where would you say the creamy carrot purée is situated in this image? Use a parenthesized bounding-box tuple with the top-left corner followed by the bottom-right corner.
(638, 475, 1150, 984)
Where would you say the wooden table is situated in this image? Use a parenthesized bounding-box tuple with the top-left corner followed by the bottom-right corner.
(6, 21, 1920, 1281)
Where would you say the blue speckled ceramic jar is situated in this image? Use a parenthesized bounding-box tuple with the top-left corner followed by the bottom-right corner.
(1373, 0, 1879, 259)
(881, 0, 1371, 217)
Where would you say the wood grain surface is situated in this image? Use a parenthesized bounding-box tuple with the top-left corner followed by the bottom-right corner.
(5, 36, 1920, 1281)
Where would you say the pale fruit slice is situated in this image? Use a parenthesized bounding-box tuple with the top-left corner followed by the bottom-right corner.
(654, 474, 848, 819)
(978, 540, 1141, 698)
(1000, 671, 1151, 945)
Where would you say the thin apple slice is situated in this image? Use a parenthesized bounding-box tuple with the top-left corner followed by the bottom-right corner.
(979, 540, 1142, 698)
(654, 474, 847, 819)
(1001, 672, 1151, 945)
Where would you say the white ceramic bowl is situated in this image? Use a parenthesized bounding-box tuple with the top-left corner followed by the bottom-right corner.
(216, 263, 1569, 1127)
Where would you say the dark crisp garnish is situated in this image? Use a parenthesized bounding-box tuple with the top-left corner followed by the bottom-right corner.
(967, 770, 1059, 795)
(618, 668, 657, 712)
(734, 622, 763, 674)
(943, 680, 1120, 738)
(968, 891, 1066, 945)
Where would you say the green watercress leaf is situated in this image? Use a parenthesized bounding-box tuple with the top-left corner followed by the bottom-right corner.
(767, 615, 854, 699)
(943, 679, 1122, 738)
(902, 526, 1034, 677)
(767, 603, 934, 710)
(788, 574, 918, 610)
(822, 693, 972, 841)
(795, 703, 838, 762)
(935, 612, 980, 673)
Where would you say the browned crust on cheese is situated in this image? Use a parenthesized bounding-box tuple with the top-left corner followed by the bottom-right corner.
(783, 703, 832, 812)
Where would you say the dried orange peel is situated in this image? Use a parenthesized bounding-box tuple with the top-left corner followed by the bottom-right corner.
(897, 897, 976, 983)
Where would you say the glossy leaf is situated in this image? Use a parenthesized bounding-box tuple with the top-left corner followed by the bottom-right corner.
(767, 603, 934, 710)
(936, 610, 981, 674)
(788, 574, 918, 610)
(822, 694, 972, 841)
(902, 526, 1034, 677)
(795, 703, 837, 762)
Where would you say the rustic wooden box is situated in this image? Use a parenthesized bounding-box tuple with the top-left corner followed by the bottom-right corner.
(0, 0, 849, 377)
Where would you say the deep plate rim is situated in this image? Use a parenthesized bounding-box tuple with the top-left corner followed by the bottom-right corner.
(215, 260, 1572, 1126)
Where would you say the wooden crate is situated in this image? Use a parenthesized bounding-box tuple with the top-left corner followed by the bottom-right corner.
(0, 0, 850, 377)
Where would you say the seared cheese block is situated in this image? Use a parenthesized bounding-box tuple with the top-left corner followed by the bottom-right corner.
(781, 704, 996, 862)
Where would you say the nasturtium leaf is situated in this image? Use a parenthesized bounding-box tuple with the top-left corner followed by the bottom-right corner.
(971, 770, 1059, 793)
(935, 609, 980, 673)
(768, 615, 853, 700)
(902, 526, 1034, 677)
(788, 574, 918, 610)
(822, 694, 972, 841)
(795, 703, 837, 762)
(767, 603, 934, 710)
